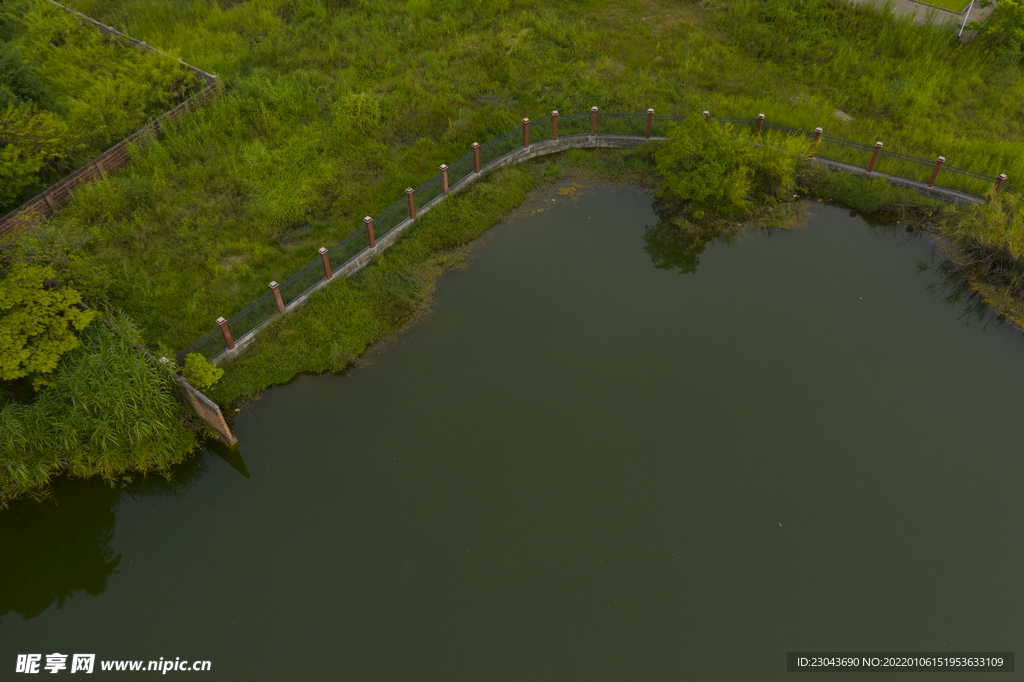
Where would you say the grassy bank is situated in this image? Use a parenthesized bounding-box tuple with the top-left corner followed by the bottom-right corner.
(18, 0, 1022, 360)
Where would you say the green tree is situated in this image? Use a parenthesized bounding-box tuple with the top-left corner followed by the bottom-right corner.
(654, 116, 753, 219)
(969, 0, 1024, 61)
(0, 263, 96, 387)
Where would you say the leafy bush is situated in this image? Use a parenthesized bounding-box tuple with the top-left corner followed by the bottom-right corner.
(181, 352, 224, 391)
(969, 0, 1024, 62)
(0, 314, 199, 505)
(655, 116, 753, 219)
(0, 103, 72, 206)
(654, 118, 809, 220)
(0, 263, 96, 388)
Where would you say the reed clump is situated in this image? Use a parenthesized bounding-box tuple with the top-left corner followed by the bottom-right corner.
(0, 313, 200, 507)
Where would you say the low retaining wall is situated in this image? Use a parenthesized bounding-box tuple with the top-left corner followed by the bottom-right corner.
(174, 377, 238, 445)
(210, 132, 980, 363)
(811, 157, 982, 205)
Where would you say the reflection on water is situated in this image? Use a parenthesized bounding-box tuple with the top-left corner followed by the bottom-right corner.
(642, 218, 715, 274)
(0, 481, 120, 622)
(0, 453, 210, 622)
(2, 188, 1024, 680)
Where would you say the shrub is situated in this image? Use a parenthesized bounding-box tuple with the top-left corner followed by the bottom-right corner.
(969, 0, 1024, 62)
(0, 263, 96, 388)
(654, 117, 809, 220)
(181, 353, 224, 391)
(655, 116, 754, 219)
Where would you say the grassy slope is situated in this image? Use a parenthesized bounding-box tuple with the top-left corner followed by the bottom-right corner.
(40, 0, 1024, 361)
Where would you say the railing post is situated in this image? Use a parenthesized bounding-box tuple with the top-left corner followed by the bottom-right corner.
(440, 164, 449, 195)
(927, 156, 945, 188)
(472, 142, 480, 173)
(319, 247, 333, 279)
(755, 113, 765, 135)
(646, 108, 653, 139)
(866, 141, 883, 173)
(269, 281, 284, 313)
(523, 118, 530, 149)
(406, 187, 416, 219)
(590, 106, 598, 137)
(994, 173, 1008, 195)
(702, 110, 710, 122)
(552, 110, 558, 141)
(216, 316, 235, 350)
(810, 127, 823, 157)
(364, 216, 375, 248)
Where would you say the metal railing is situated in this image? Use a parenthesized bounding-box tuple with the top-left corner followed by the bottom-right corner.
(175, 109, 1015, 365)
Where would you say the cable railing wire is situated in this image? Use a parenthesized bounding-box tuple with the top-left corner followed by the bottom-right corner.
(178, 109, 1013, 363)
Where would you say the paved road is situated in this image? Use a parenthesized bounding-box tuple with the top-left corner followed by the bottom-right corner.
(847, 0, 993, 32)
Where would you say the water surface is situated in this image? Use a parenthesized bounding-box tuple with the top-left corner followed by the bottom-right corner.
(2, 184, 1023, 680)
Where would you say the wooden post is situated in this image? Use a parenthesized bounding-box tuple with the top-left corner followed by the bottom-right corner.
(867, 141, 883, 173)
(703, 110, 710, 122)
(994, 173, 1008, 195)
(590, 106, 598, 137)
(646, 108, 654, 139)
(523, 118, 530, 149)
(472, 142, 480, 173)
(319, 247, 333, 279)
(440, 164, 449, 195)
(269, 281, 284, 313)
(810, 127, 823, 157)
(406, 187, 416, 219)
(217, 317, 235, 350)
(365, 216, 375, 248)
(927, 156, 945, 188)
(552, 110, 558, 141)
(755, 113, 765, 135)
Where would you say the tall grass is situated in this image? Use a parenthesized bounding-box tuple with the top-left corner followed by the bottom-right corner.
(27, 0, 1024, 360)
(0, 314, 199, 506)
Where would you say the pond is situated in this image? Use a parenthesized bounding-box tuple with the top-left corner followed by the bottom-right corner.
(2, 183, 1023, 679)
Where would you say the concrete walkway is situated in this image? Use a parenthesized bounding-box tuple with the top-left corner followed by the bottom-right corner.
(848, 0, 994, 31)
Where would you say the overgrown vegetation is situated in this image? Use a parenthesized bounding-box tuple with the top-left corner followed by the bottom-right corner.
(0, 0, 202, 212)
(181, 352, 223, 391)
(4, 0, 1024, 494)
(0, 314, 199, 507)
(25, 0, 1024, 361)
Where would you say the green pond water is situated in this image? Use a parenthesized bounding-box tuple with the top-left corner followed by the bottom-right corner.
(2, 184, 1023, 680)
